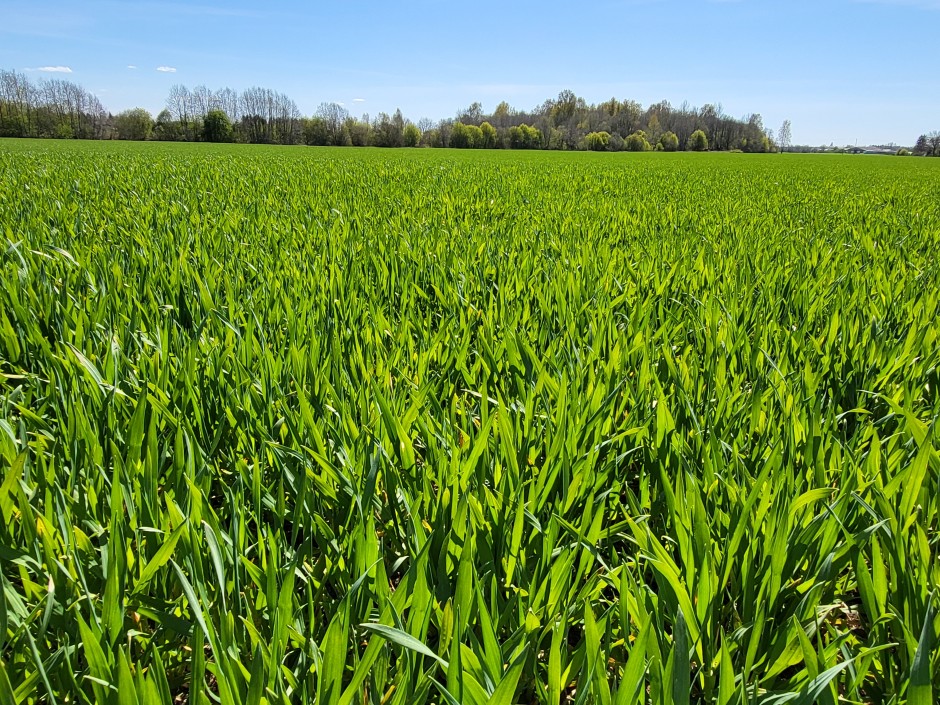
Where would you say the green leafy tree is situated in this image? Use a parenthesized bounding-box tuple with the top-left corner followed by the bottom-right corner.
(646, 114, 662, 144)
(202, 109, 233, 143)
(584, 131, 610, 151)
(480, 121, 498, 148)
(345, 117, 373, 146)
(659, 131, 679, 152)
(625, 130, 652, 152)
(403, 122, 421, 147)
(450, 121, 471, 148)
(547, 128, 565, 150)
(509, 123, 541, 149)
(688, 129, 709, 151)
(152, 109, 183, 141)
(467, 124, 484, 148)
(302, 117, 330, 146)
(114, 108, 153, 141)
(420, 128, 440, 147)
(373, 110, 405, 147)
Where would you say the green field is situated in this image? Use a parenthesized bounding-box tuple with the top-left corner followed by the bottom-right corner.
(1, 139, 939, 704)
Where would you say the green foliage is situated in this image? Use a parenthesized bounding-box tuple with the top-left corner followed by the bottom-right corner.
(508, 123, 542, 149)
(1, 139, 939, 704)
(0, 114, 29, 138)
(659, 131, 679, 152)
(585, 131, 611, 151)
(450, 122, 486, 149)
(688, 129, 709, 151)
(372, 110, 406, 148)
(202, 109, 234, 143)
(403, 123, 421, 148)
(740, 135, 773, 153)
(303, 116, 330, 146)
(152, 109, 184, 141)
(625, 130, 652, 152)
(449, 121, 472, 148)
(480, 121, 498, 149)
(114, 108, 154, 141)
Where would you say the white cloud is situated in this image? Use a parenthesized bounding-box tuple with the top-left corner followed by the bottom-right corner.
(127, 65, 137, 69)
(30, 66, 73, 73)
(156, 66, 177, 73)
(353, 98, 365, 103)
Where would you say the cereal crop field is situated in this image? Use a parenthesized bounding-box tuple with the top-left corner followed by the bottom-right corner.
(1, 139, 939, 704)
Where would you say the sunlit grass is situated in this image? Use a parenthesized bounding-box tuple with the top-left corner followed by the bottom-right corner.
(1, 138, 938, 704)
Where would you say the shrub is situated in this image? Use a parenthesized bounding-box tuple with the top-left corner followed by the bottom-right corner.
(659, 131, 679, 152)
(480, 121, 498, 148)
(625, 131, 652, 152)
(509, 123, 542, 149)
(449, 121, 471, 148)
(688, 129, 709, 151)
(584, 131, 611, 151)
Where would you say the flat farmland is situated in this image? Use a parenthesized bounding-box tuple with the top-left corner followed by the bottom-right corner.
(1, 139, 939, 704)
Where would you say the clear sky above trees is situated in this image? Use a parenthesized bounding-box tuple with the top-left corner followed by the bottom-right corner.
(1, 0, 937, 146)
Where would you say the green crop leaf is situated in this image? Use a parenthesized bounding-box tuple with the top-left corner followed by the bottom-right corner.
(360, 624, 449, 668)
(486, 648, 527, 705)
(1, 139, 937, 705)
(133, 521, 188, 595)
(909, 601, 935, 705)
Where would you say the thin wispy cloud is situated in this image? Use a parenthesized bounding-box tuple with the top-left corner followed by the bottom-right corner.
(29, 66, 73, 73)
(353, 98, 365, 103)
(156, 66, 177, 73)
(127, 65, 137, 69)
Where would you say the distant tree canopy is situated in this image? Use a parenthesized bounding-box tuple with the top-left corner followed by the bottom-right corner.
(114, 108, 153, 141)
(0, 69, 107, 139)
(202, 110, 233, 143)
(659, 131, 679, 152)
(625, 131, 652, 152)
(11, 69, 908, 153)
(584, 131, 610, 151)
(403, 123, 421, 147)
(914, 132, 940, 156)
(688, 129, 709, 152)
(508, 124, 542, 149)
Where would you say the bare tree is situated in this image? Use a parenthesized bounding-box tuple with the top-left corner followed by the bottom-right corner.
(214, 87, 240, 122)
(316, 102, 349, 146)
(778, 119, 792, 153)
(457, 101, 483, 125)
(191, 85, 212, 119)
(927, 131, 940, 156)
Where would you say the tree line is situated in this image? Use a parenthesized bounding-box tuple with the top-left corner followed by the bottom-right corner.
(913, 132, 940, 157)
(0, 69, 107, 139)
(0, 69, 785, 152)
(3, 67, 923, 154)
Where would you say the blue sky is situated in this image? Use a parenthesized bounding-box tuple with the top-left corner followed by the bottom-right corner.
(1, 0, 936, 146)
